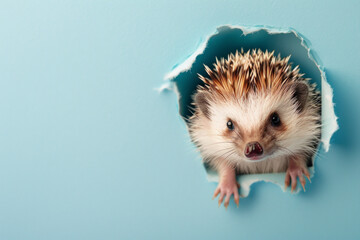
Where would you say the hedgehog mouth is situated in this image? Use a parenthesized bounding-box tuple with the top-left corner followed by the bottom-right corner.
(243, 156, 268, 163)
(242, 151, 275, 163)
(248, 156, 264, 161)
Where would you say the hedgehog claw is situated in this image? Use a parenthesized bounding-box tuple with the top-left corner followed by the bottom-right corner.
(213, 176, 240, 208)
(285, 158, 311, 193)
(305, 171, 311, 183)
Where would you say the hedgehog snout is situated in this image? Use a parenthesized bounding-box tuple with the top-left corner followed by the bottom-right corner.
(244, 141, 263, 159)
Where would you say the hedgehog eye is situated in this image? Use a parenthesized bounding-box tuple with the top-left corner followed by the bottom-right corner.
(270, 112, 281, 127)
(227, 120, 234, 130)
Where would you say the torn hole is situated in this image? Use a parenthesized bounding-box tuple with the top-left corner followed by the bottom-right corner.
(162, 25, 338, 198)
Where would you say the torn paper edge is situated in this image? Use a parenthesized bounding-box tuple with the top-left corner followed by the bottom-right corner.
(161, 25, 339, 196)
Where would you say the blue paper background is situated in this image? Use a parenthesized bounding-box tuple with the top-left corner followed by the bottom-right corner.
(0, 1, 359, 239)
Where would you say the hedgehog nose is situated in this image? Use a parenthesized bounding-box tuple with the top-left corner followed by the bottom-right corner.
(244, 142, 263, 159)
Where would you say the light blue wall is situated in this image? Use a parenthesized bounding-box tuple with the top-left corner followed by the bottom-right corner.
(0, 1, 359, 239)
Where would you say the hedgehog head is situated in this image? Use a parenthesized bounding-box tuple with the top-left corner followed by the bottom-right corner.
(189, 50, 320, 167)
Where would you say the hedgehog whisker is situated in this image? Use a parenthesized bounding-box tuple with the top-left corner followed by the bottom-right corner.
(216, 148, 238, 160)
(203, 141, 234, 147)
(207, 146, 236, 157)
(223, 150, 237, 163)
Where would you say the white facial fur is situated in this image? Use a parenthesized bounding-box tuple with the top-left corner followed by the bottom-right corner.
(189, 88, 320, 174)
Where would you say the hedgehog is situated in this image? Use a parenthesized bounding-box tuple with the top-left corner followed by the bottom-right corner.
(188, 49, 321, 208)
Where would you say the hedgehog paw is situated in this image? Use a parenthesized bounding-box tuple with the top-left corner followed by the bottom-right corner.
(284, 158, 311, 192)
(213, 176, 240, 208)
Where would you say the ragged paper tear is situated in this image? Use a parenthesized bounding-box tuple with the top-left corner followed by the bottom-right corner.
(161, 25, 338, 197)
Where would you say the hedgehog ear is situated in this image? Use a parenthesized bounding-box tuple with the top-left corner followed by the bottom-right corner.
(292, 82, 309, 112)
(194, 91, 211, 119)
